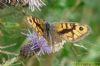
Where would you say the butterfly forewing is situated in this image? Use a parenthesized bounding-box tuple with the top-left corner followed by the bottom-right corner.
(27, 16, 45, 36)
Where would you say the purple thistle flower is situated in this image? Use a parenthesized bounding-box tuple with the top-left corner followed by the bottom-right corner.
(20, 43, 40, 57)
(20, 30, 52, 57)
(38, 36, 52, 55)
(20, 30, 40, 57)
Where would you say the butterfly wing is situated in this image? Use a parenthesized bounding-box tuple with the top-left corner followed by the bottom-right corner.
(49, 27, 66, 53)
(43, 22, 66, 53)
(27, 16, 45, 36)
(52, 22, 90, 42)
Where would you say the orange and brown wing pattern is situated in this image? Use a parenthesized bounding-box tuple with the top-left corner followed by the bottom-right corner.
(26, 16, 90, 42)
(26, 16, 90, 53)
(27, 16, 45, 36)
(52, 22, 90, 42)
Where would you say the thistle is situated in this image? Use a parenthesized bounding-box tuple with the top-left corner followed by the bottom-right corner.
(20, 30, 52, 57)
(22, 0, 46, 11)
(0, 0, 46, 11)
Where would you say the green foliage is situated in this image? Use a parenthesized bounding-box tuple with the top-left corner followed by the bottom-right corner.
(0, 0, 100, 66)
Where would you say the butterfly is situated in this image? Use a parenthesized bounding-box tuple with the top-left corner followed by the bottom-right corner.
(26, 16, 90, 53)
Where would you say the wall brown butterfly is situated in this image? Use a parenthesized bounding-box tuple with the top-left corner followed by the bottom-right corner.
(26, 16, 90, 53)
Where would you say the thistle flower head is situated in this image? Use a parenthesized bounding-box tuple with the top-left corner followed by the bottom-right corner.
(23, 0, 46, 11)
(20, 30, 52, 57)
(20, 30, 40, 57)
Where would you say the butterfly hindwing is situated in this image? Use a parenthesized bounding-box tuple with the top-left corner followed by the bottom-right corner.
(44, 22, 65, 52)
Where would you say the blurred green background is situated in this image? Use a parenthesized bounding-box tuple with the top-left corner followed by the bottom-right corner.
(0, 0, 100, 66)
